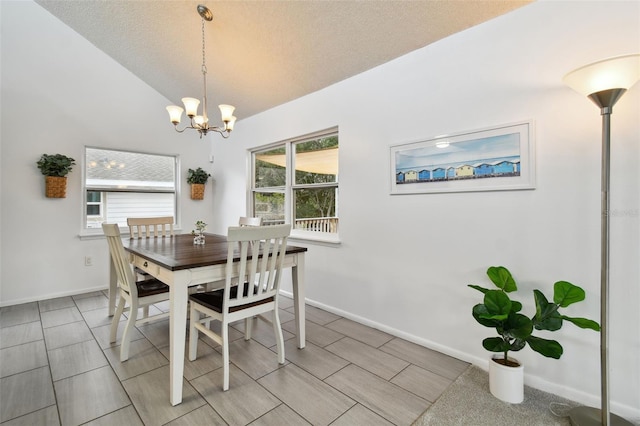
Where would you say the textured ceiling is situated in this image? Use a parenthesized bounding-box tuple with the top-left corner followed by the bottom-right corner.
(35, 0, 532, 121)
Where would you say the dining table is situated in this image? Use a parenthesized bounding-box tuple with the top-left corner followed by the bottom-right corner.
(107, 232, 307, 406)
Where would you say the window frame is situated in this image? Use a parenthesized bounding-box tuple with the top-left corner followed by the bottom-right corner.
(80, 146, 181, 237)
(248, 127, 339, 244)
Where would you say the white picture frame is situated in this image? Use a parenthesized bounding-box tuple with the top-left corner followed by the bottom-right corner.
(390, 121, 535, 195)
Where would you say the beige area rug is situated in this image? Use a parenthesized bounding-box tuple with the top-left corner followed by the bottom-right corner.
(413, 365, 580, 426)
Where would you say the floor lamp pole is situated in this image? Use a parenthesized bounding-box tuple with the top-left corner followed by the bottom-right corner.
(566, 89, 633, 426)
(599, 102, 612, 426)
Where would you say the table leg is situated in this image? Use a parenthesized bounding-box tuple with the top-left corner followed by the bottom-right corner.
(108, 253, 117, 316)
(292, 252, 306, 348)
(169, 272, 189, 406)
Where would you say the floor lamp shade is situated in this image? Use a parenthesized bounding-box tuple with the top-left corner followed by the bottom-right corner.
(563, 54, 640, 97)
(563, 53, 639, 426)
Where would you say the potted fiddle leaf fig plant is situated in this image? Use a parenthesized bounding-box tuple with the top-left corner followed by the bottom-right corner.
(36, 153, 76, 198)
(187, 167, 211, 200)
(468, 266, 600, 404)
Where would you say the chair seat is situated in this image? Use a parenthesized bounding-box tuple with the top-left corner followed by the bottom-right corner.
(189, 283, 273, 313)
(136, 279, 170, 297)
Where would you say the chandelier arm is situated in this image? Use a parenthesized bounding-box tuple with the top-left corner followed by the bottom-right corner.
(172, 125, 189, 134)
(204, 126, 231, 138)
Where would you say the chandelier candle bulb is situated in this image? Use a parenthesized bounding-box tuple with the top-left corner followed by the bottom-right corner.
(219, 104, 235, 122)
(226, 116, 237, 131)
(166, 106, 184, 124)
(182, 97, 200, 118)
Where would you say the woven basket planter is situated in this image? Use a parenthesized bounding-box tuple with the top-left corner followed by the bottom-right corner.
(45, 176, 68, 198)
(190, 183, 205, 200)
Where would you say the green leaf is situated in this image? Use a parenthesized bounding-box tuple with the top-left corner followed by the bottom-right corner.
(487, 266, 517, 292)
(472, 304, 502, 328)
(534, 311, 563, 331)
(503, 313, 533, 340)
(483, 337, 510, 353)
(527, 335, 563, 359)
(468, 284, 490, 294)
(533, 289, 562, 330)
(483, 290, 512, 320)
(510, 338, 527, 352)
(553, 281, 585, 307)
(511, 300, 523, 313)
(562, 316, 601, 331)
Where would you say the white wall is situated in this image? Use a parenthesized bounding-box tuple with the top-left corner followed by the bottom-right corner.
(0, 1, 217, 304)
(210, 1, 640, 419)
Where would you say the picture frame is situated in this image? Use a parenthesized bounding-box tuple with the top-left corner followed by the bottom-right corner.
(390, 121, 535, 195)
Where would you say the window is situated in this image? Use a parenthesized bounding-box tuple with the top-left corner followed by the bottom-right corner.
(250, 128, 338, 241)
(84, 147, 178, 229)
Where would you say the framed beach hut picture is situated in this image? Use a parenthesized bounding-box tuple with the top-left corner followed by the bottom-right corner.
(390, 121, 535, 195)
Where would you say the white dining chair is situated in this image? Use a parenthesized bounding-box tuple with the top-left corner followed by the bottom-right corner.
(127, 216, 174, 280)
(127, 216, 174, 239)
(103, 223, 170, 361)
(188, 224, 291, 390)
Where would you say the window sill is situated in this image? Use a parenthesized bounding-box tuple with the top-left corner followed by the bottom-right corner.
(289, 230, 341, 246)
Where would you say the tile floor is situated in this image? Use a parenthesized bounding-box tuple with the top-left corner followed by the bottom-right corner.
(0, 290, 469, 426)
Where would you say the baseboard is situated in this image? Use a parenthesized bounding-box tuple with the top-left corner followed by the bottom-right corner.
(0, 286, 109, 307)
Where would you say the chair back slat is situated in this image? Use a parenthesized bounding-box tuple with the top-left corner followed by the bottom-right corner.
(102, 223, 137, 298)
(224, 224, 291, 311)
(239, 216, 262, 227)
(127, 216, 174, 239)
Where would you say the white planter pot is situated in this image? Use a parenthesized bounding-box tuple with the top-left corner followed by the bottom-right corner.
(489, 355, 524, 404)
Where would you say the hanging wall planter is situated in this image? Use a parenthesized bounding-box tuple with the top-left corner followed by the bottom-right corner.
(190, 183, 205, 200)
(187, 167, 211, 200)
(36, 154, 76, 198)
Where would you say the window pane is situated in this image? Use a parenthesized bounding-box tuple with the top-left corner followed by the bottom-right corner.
(254, 147, 286, 188)
(86, 205, 100, 216)
(86, 192, 175, 229)
(87, 191, 101, 202)
(294, 137, 338, 185)
(86, 148, 175, 191)
(294, 187, 338, 233)
(253, 192, 285, 225)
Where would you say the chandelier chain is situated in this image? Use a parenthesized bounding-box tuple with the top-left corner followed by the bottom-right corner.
(201, 17, 207, 75)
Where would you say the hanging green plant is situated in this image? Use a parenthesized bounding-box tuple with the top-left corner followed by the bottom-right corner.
(36, 154, 76, 177)
(186, 167, 211, 184)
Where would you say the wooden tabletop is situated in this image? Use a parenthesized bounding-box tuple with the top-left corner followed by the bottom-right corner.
(122, 233, 307, 271)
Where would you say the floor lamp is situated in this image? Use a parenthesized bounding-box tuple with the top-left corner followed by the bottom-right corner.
(563, 54, 640, 426)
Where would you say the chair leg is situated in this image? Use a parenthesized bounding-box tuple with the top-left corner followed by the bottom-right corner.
(120, 298, 138, 362)
(244, 317, 252, 341)
(272, 309, 285, 364)
(188, 304, 199, 361)
(142, 306, 149, 319)
(222, 322, 229, 391)
(110, 295, 126, 344)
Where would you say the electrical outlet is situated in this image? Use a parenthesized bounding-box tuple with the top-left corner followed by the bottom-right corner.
(84, 256, 93, 266)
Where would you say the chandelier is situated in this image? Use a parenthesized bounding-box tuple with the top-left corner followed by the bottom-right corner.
(166, 5, 236, 139)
